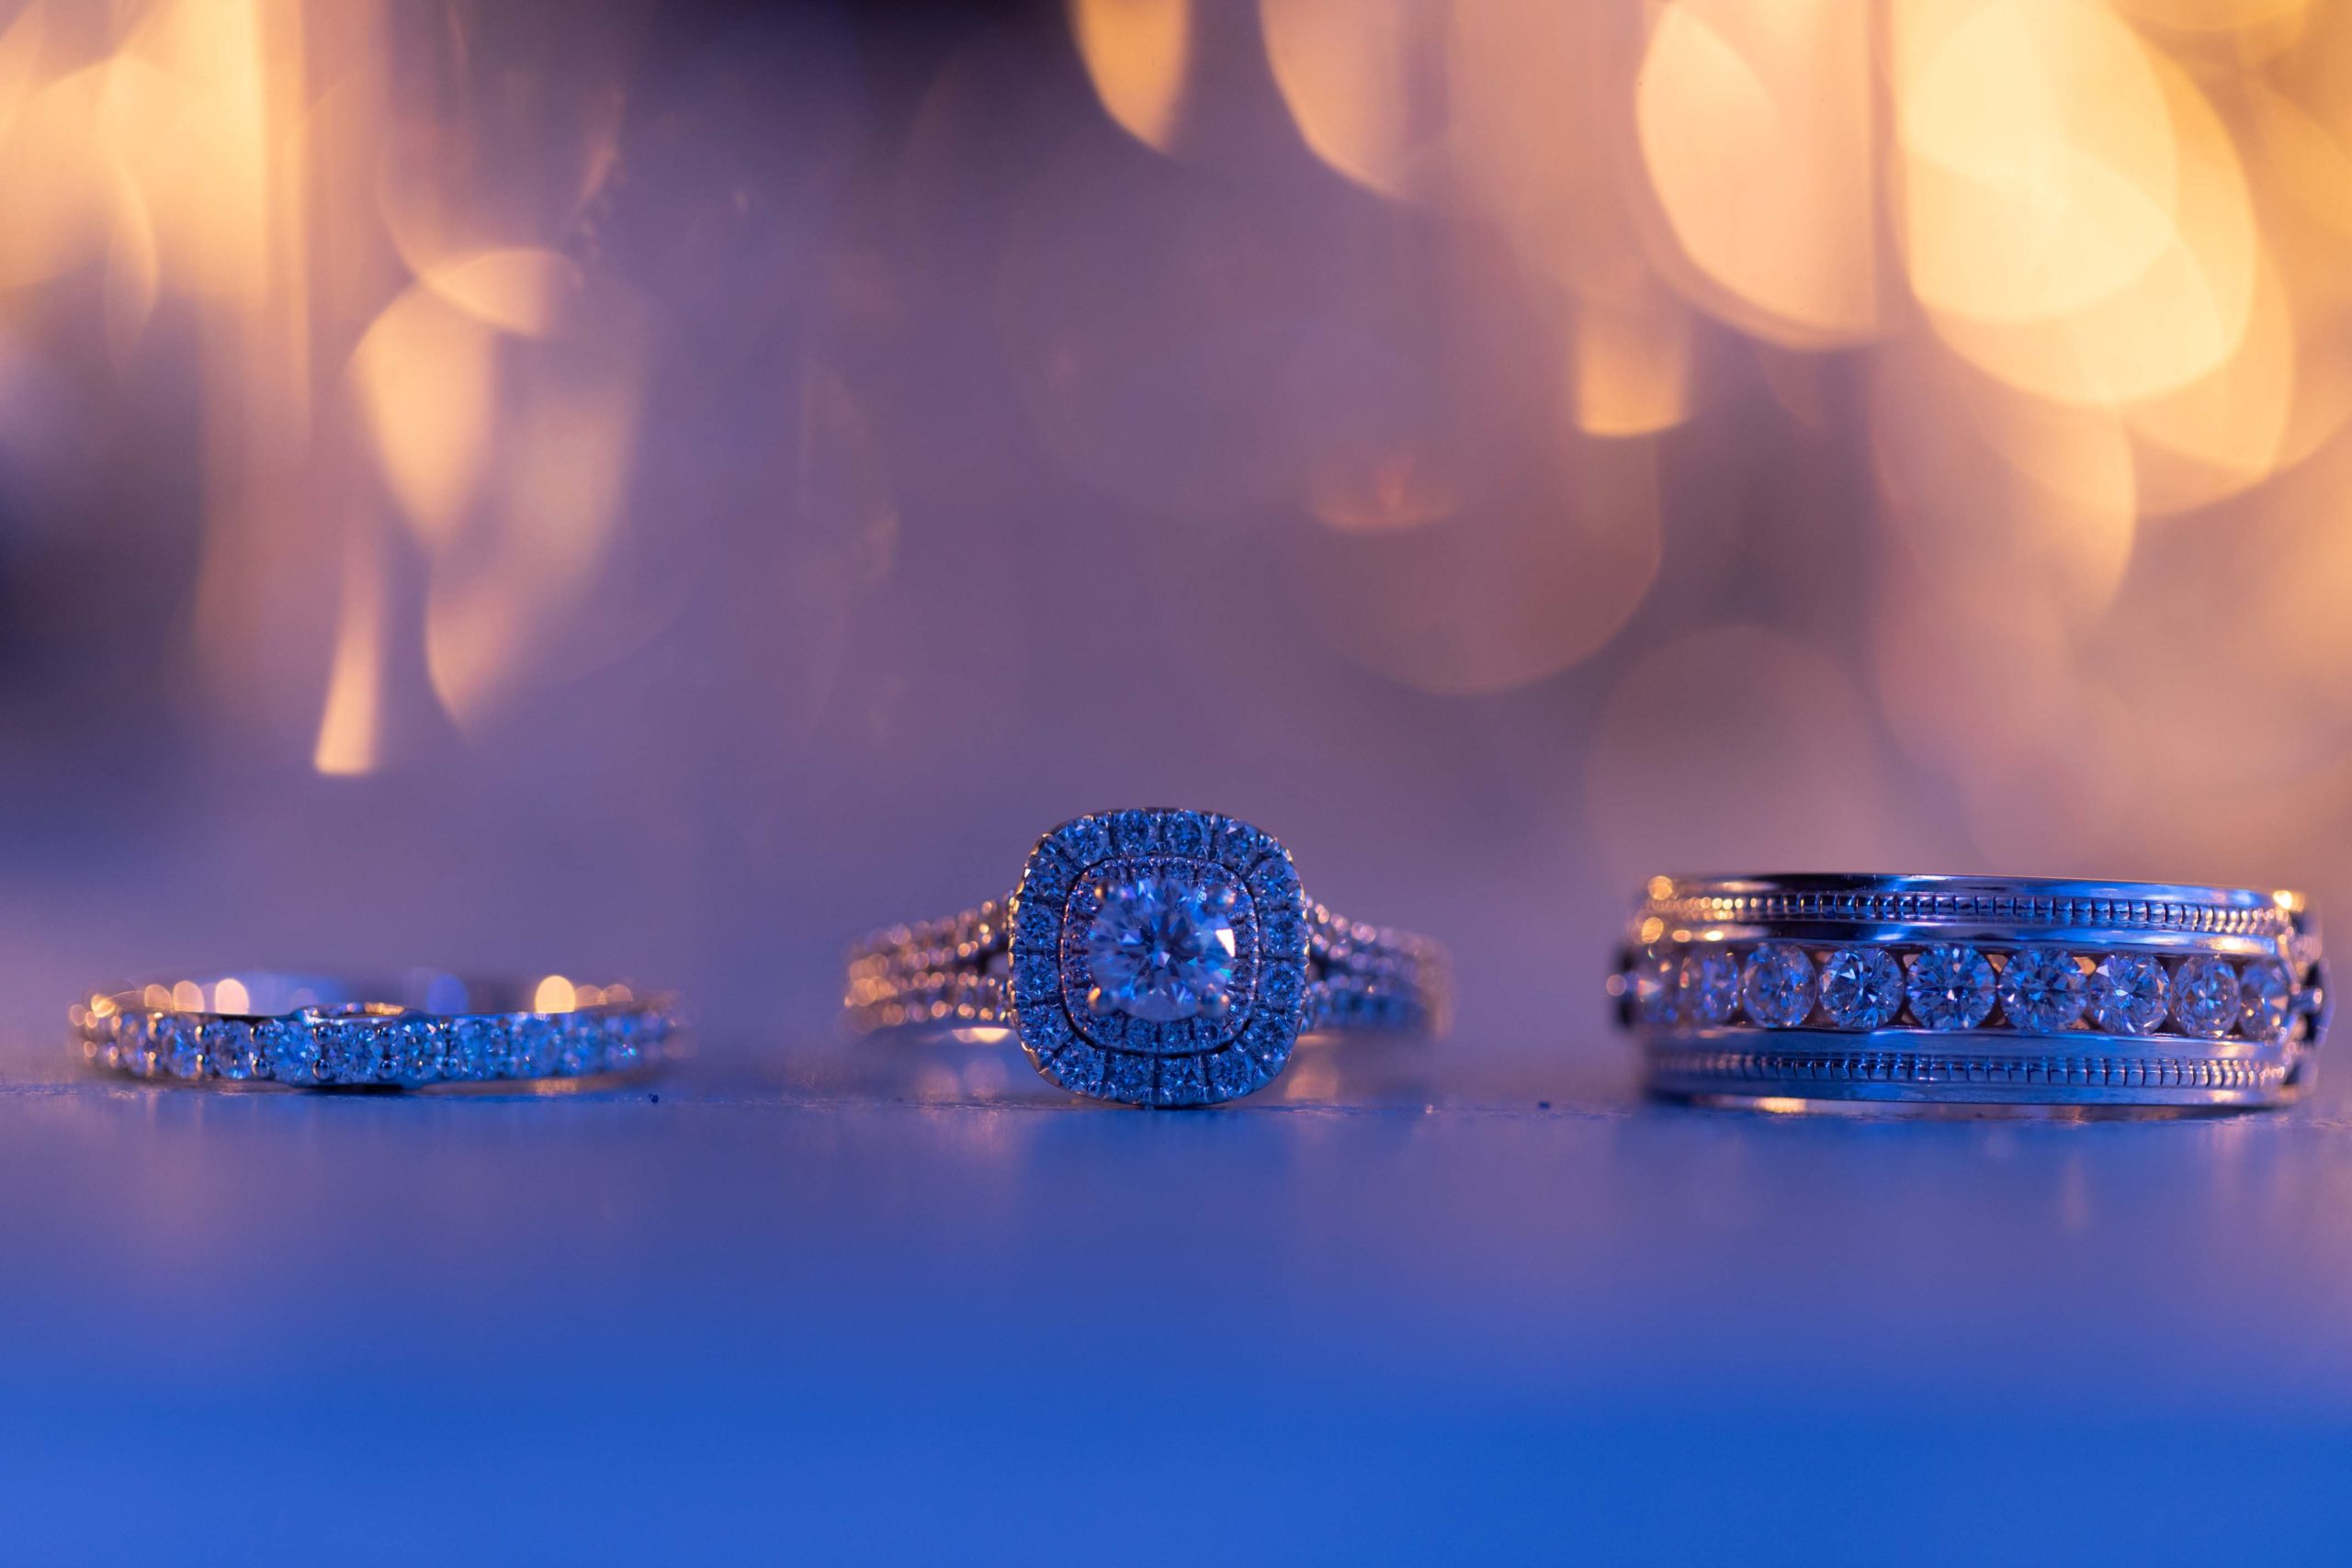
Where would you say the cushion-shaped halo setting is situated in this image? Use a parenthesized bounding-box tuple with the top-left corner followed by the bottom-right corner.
(1009, 809, 1310, 1107)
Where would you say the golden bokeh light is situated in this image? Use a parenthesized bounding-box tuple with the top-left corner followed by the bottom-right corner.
(1897, 1, 2260, 408)
(1895, 0, 2180, 328)
(10, 0, 2352, 908)
(1071, 0, 1193, 152)
(350, 286, 497, 549)
(1569, 288, 1694, 439)
(1260, 0, 1453, 204)
(1635, 0, 1881, 346)
(1303, 436, 1660, 696)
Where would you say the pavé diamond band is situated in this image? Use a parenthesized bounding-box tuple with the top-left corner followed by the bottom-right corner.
(1613, 874, 2327, 1111)
(845, 808, 1449, 1107)
(74, 974, 679, 1090)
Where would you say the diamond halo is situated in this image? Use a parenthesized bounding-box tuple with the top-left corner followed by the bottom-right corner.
(1010, 810, 1310, 1108)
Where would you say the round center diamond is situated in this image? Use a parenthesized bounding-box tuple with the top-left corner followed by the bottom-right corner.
(1085, 873, 1240, 1023)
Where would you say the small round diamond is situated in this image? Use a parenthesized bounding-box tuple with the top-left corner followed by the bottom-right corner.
(1102, 1052, 1155, 1101)
(316, 1020, 388, 1085)
(156, 1017, 205, 1079)
(1048, 1043, 1106, 1096)
(1054, 816, 1111, 866)
(2238, 960, 2293, 1042)
(2086, 953, 2168, 1034)
(1676, 949, 1739, 1025)
(1737, 943, 1815, 1028)
(443, 1019, 501, 1080)
(2171, 955, 2240, 1037)
(602, 1015, 643, 1073)
(557, 1017, 605, 1077)
(1629, 949, 1679, 1023)
(1996, 949, 2086, 1033)
(260, 1019, 319, 1085)
(1818, 947, 1904, 1030)
(390, 1021, 447, 1087)
(1204, 1048, 1258, 1098)
(202, 1020, 259, 1081)
(1159, 1055, 1209, 1105)
(509, 1017, 563, 1077)
(1906, 944, 1996, 1030)
(113, 1014, 153, 1077)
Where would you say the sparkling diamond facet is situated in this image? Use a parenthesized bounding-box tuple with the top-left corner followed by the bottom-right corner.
(1818, 947, 1904, 1030)
(316, 1020, 389, 1085)
(1906, 945, 1996, 1030)
(509, 1017, 562, 1077)
(1996, 948, 2086, 1033)
(443, 1019, 502, 1080)
(1102, 1052, 1155, 1101)
(1738, 943, 1815, 1028)
(1049, 1043, 1106, 1097)
(260, 1019, 319, 1085)
(1205, 1049, 1256, 1098)
(1159, 1055, 1208, 1105)
(1630, 949, 1679, 1023)
(156, 1016, 204, 1079)
(557, 1017, 605, 1077)
(390, 1021, 446, 1086)
(202, 1020, 259, 1081)
(1085, 873, 1241, 1024)
(113, 1014, 153, 1077)
(2086, 953, 2168, 1034)
(1676, 950, 1739, 1025)
(2238, 961, 2293, 1042)
(2171, 955, 2240, 1037)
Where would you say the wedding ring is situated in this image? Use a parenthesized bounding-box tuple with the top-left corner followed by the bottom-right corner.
(845, 808, 1448, 1107)
(1614, 874, 2326, 1110)
(74, 973, 679, 1090)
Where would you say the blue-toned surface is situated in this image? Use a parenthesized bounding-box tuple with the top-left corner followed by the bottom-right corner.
(6, 1034, 2352, 1564)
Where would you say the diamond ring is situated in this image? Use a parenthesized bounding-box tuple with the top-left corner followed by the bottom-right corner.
(74, 974, 679, 1090)
(1614, 875, 2327, 1111)
(844, 808, 1449, 1107)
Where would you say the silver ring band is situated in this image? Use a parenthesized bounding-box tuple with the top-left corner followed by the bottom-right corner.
(1612, 875, 2327, 1110)
(74, 973, 681, 1090)
(845, 808, 1448, 1107)
(845, 900, 1445, 1036)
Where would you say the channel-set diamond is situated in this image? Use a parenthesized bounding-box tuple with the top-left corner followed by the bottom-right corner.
(2171, 955, 2241, 1037)
(1819, 947, 1905, 1030)
(1676, 949, 1739, 1025)
(2086, 953, 2169, 1035)
(1996, 948, 2087, 1033)
(1628, 941, 2301, 1044)
(1906, 944, 1996, 1031)
(2238, 960, 2293, 1042)
(1738, 943, 1815, 1028)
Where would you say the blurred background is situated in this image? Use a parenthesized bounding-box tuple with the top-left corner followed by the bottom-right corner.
(3, 0, 2350, 1062)
(16, 6, 2352, 1562)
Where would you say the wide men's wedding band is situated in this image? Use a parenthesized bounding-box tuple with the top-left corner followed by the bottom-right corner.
(1615, 875, 2326, 1110)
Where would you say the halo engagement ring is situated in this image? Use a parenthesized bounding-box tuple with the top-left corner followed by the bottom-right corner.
(845, 808, 1449, 1107)
(1614, 874, 2327, 1111)
(75, 973, 679, 1090)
